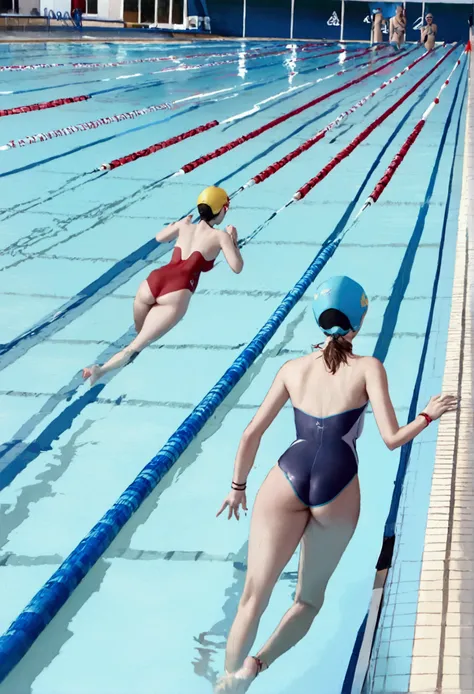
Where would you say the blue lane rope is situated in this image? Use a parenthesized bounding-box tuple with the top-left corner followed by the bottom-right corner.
(0, 239, 340, 682)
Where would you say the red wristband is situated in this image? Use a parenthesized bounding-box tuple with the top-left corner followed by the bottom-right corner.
(419, 412, 432, 427)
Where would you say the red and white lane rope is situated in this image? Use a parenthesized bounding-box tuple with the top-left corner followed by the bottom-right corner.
(0, 45, 285, 72)
(97, 48, 414, 173)
(365, 41, 470, 206)
(175, 48, 417, 176)
(0, 47, 392, 150)
(293, 45, 458, 202)
(235, 47, 434, 191)
(0, 44, 363, 74)
(158, 45, 375, 74)
(0, 94, 90, 118)
(0, 85, 238, 150)
(236, 43, 460, 249)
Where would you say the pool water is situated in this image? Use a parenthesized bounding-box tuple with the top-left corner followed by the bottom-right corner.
(0, 39, 467, 694)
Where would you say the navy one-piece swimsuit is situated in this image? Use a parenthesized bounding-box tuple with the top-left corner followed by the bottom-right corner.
(278, 404, 367, 507)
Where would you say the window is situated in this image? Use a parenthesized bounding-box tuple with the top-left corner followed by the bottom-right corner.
(123, 0, 138, 22)
(140, 0, 154, 23)
(172, 0, 183, 24)
(86, 0, 97, 13)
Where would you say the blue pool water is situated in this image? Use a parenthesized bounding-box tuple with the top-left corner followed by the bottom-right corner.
(0, 39, 468, 694)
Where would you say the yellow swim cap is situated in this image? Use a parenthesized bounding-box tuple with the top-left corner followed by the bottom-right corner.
(197, 186, 230, 216)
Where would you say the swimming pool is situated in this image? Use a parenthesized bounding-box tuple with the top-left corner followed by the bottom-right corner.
(0, 38, 468, 694)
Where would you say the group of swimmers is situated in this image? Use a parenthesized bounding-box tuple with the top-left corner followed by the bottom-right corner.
(372, 5, 437, 51)
(84, 186, 456, 692)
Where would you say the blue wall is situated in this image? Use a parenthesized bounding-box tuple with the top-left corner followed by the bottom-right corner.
(207, 0, 243, 36)
(246, 0, 291, 38)
(293, 0, 341, 40)
(208, 0, 472, 43)
(343, 1, 374, 41)
(405, 2, 424, 42)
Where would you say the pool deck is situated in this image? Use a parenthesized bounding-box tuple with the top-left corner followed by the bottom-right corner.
(405, 43, 474, 694)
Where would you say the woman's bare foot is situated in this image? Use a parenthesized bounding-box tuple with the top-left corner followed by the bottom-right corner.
(82, 365, 103, 387)
(214, 657, 262, 693)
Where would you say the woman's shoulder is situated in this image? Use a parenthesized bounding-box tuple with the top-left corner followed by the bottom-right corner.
(279, 354, 313, 375)
(353, 354, 384, 372)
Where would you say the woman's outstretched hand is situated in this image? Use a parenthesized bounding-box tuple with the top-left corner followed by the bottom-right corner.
(217, 490, 248, 520)
(423, 394, 458, 420)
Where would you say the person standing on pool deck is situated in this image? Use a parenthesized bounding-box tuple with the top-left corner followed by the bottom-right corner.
(82, 187, 243, 386)
(214, 276, 457, 693)
(421, 13, 437, 51)
(390, 4, 406, 48)
(371, 7, 384, 44)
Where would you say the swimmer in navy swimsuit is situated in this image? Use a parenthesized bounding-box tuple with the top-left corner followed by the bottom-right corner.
(82, 187, 243, 386)
(278, 403, 367, 507)
(215, 276, 457, 693)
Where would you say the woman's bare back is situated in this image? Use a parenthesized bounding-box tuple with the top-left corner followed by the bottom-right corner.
(283, 352, 369, 417)
(174, 217, 224, 261)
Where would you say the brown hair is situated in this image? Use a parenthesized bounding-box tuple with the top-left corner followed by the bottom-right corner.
(321, 336, 353, 375)
(316, 308, 354, 374)
(198, 203, 216, 222)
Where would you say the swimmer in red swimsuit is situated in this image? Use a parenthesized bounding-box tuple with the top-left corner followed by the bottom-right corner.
(82, 186, 244, 386)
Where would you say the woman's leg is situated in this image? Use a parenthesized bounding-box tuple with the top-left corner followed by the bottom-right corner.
(255, 475, 360, 668)
(222, 466, 309, 679)
(133, 281, 155, 333)
(83, 290, 190, 385)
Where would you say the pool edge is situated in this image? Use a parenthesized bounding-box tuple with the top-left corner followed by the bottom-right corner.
(407, 34, 474, 694)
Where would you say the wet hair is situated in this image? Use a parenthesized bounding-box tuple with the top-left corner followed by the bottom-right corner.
(317, 309, 354, 374)
(198, 203, 217, 223)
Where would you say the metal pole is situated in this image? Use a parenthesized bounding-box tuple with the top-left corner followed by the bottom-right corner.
(340, 0, 345, 41)
(242, 0, 246, 37)
(290, 0, 294, 40)
(168, 0, 172, 26)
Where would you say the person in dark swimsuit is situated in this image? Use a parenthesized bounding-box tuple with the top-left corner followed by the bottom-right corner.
(215, 275, 457, 693)
(279, 402, 367, 507)
(390, 4, 406, 48)
(82, 186, 244, 386)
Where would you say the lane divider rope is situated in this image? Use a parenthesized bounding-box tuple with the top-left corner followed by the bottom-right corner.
(0, 86, 240, 150)
(0, 94, 90, 118)
(0, 47, 386, 148)
(235, 44, 458, 250)
(96, 47, 414, 173)
(0, 43, 366, 73)
(236, 47, 433, 191)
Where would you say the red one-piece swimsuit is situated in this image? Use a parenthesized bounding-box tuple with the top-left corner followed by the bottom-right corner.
(146, 246, 215, 298)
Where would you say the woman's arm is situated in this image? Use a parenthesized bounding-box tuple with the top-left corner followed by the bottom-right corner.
(365, 357, 457, 450)
(231, 364, 290, 483)
(217, 364, 291, 519)
(220, 226, 244, 274)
